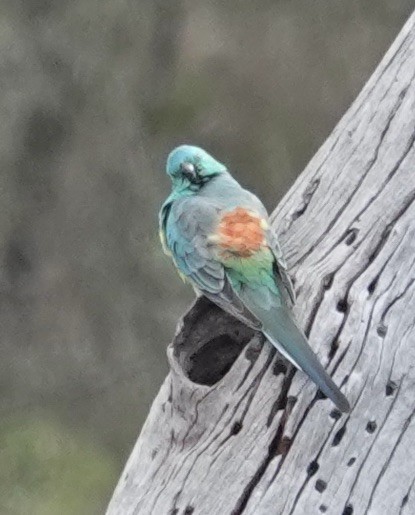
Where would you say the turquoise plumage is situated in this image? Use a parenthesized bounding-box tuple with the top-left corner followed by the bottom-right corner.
(159, 145, 350, 413)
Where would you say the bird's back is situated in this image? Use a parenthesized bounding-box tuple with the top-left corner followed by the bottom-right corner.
(198, 172, 267, 215)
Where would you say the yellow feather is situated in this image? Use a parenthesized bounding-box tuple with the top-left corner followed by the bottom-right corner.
(177, 269, 187, 283)
(159, 229, 171, 256)
(260, 218, 269, 230)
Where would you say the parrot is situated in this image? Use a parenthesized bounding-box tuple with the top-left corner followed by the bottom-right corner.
(159, 145, 350, 413)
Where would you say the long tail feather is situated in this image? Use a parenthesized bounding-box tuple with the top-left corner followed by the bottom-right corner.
(263, 308, 350, 413)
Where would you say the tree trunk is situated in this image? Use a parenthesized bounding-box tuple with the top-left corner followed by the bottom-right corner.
(107, 12, 415, 515)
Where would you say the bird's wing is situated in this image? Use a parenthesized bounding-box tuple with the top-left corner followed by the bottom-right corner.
(267, 227, 296, 305)
(161, 197, 349, 411)
(231, 186, 296, 305)
(159, 197, 262, 329)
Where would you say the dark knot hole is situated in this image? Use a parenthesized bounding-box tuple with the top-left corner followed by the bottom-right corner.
(173, 296, 257, 386)
(188, 334, 245, 385)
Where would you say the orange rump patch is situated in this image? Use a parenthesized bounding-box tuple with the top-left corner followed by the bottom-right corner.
(217, 207, 266, 257)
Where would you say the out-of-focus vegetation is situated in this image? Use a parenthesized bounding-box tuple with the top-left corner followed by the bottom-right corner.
(0, 415, 116, 514)
(0, 0, 412, 512)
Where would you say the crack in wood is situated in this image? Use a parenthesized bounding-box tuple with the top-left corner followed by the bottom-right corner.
(285, 412, 345, 515)
(231, 385, 297, 515)
(344, 380, 403, 507)
(399, 476, 415, 514)
(307, 101, 415, 269)
(291, 179, 320, 221)
(364, 400, 415, 514)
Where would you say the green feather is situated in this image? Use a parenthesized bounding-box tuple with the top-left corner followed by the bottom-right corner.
(224, 249, 279, 294)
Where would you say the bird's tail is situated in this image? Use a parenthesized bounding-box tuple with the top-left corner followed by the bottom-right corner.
(263, 307, 350, 413)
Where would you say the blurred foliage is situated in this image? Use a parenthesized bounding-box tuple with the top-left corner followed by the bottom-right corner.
(0, 0, 413, 512)
(0, 414, 117, 514)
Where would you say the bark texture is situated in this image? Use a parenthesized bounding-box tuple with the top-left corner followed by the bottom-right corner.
(107, 12, 415, 515)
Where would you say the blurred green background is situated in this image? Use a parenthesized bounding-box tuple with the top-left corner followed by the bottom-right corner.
(0, 1, 413, 513)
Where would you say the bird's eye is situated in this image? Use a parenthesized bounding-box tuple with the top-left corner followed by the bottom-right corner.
(180, 162, 197, 181)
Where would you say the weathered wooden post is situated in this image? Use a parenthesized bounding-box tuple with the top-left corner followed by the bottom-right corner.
(107, 12, 415, 515)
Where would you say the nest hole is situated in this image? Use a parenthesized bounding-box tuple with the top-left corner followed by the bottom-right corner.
(174, 296, 257, 386)
(316, 389, 328, 401)
(343, 504, 353, 515)
(323, 273, 334, 290)
(328, 339, 339, 360)
(188, 334, 243, 385)
(330, 409, 342, 421)
(307, 460, 319, 477)
(332, 425, 347, 446)
(377, 323, 387, 337)
(345, 228, 358, 246)
(367, 277, 378, 295)
(231, 421, 243, 435)
(336, 298, 348, 313)
(277, 436, 292, 456)
(386, 380, 397, 396)
(273, 359, 288, 376)
(315, 479, 327, 493)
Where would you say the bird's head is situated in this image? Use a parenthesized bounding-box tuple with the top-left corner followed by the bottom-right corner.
(166, 145, 227, 192)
